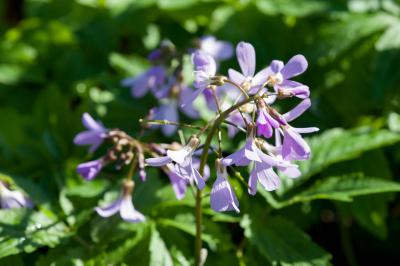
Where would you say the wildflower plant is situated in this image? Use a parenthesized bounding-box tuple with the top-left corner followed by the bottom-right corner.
(74, 37, 318, 265)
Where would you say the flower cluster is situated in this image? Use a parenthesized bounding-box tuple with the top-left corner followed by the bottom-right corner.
(74, 36, 317, 222)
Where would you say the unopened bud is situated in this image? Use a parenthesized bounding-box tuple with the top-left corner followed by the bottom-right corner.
(187, 135, 200, 149)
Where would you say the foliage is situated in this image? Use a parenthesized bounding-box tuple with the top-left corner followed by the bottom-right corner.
(0, 0, 400, 265)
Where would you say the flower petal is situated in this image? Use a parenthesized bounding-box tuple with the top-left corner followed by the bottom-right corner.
(258, 168, 281, 191)
(73, 131, 102, 146)
(168, 170, 188, 200)
(192, 168, 205, 190)
(77, 160, 102, 180)
(248, 167, 259, 195)
(236, 42, 256, 77)
(119, 196, 145, 223)
(270, 60, 284, 73)
(292, 127, 319, 134)
(145, 156, 172, 166)
(283, 98, 311, 122)
(82, 113, 105, 132)
(200, 36, 233, 60)
(252, 67, 270, 87)
(210, 168, 240, 213)
(281, 54, 308, 79)
(95, 198, 121, 217)
(228, 68, 246, 84)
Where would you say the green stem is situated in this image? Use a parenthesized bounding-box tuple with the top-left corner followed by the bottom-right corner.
(194, 95, 256, 266)
(139, 119, 203, 130)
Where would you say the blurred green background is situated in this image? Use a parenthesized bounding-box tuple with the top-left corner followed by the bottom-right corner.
(1, 0, 400, 265)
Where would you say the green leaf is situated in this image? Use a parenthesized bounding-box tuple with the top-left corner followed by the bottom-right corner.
(314, 13, 396, 63)
(254, 0, 331, 17)
(351, 195, 389, 239)
(157, 0, 198, 10)
(0, 209, 71, 258)
(149, 224, 173, 266)
(242, 215, 331, 266)
(281, 174, 400, 206)
(158, 216, 218, 250)
(376, 22, 400, 51)
(388, 112, 400, 132)
(280, 128, 400, 194)
(65, 179, 109, 198)
(109, 53, 149, 76)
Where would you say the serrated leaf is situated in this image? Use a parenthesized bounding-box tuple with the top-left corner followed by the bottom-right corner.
(242, 215, 331, 266)
(149, 225, 173, 266)
(314, 13, 396, 63)
(0, 209, 71, 258)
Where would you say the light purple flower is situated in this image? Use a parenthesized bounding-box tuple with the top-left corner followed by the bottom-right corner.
(95, 190, 145, 223)
(256, 108, 279, 138)
(167, 164, 188, 200)
(222, 136, 262, 167)
(152, 100, 179, 136)
(74, 113, 108, 153)
(279, 98, 319, 160)
(146, 137, 206, 189)
(228, 42, 270, 94)
(265, 55, 309, 99)
(0, 183, 33, 209)
(210, 163, 239, 213)
(222, 128, 283, 194)
(182, 51, 217, 106)
(122, 66, 166, 98)
(261, 136, 301, 178)
(248, 153, 281, 195)
(199, 36, 233, 61)
(152, 85, 199, 136)
(77, 159, 103, 180)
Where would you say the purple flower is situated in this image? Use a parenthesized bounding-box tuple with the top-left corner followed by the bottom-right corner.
(228, 42, 270, 94)
(199, 36, 233, 61)
(210, 162, 239, 213)
(152, 85, 199, 136)
(146, 137, 206, 189)
(165, 157, 209, 200)
(95, 181, 145, 223)
(122, 66, 166, 98)
(248, 153, 281, 195)
(256, 107, 279, 138)
(152, 100, 179, 136)
(0, 183, 33, 209)
(279, 98, 319, 160)
(265, 55, 309, 99)
(167, 164, 188, 200)
(182, 51, 217, 106)
(77, 159, 103, 180)
(222, 128, 283, 194)
(74, 113, 108, 153)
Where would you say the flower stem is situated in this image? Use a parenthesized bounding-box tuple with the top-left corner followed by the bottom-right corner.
(194, 189, 203, 266)
(195, 95, 256, 266)
(139, 119, 203, 130)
